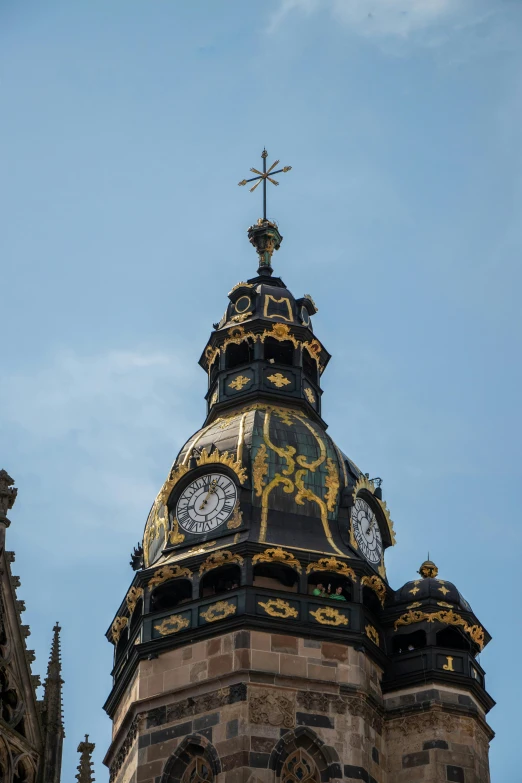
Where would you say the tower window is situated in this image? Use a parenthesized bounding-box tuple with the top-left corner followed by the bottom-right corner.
(253, 563, 298, 592)
(264, 338, 294, 366)
(150, 579, 192, 612)
(226, 341, 253, 369)
(303, 350, 318, 384)
(199, 565, 241, 598)
(308, 573, 352, 601)
(392, 629, 427, 654)
(436, 627, 470, 651)
(209, 357, 219, 385)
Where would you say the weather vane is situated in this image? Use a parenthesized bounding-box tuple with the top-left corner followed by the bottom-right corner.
(238, 149, 292, 221)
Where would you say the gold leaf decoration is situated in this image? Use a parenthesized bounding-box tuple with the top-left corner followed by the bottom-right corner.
(148, 564, 192, 589)
(259, 323, 299, 348)
(197, 447, 248, 485)
(407, 601, 422, 609)
(309, 606, 348, 627)
(200, 600, 237, 623)
(267, 372, 291, 388)
(227, 501, 243, 529)
(325, 457, 340, 512)
(252, 547, 302, 573)
(303, 387, 316, 404)
(111, 616, 128, 644)
(229, 375, 251, 391)
(125, 586, 144, 615)
(253, 443, 269, 497)
(306, 557, 356, 581)
(361, 575, 387, 608)
(393, 609, 485, 650)
(199, 550, 244, 576)
(365, 624, 379, 646)
(168, 517, 185, 545)
(258, 598, 298, 619)
(154, 614, 190, 636)
(437, 601, 453, 608)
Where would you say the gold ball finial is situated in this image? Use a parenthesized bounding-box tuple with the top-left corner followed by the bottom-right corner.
(418, 559, 438, 579)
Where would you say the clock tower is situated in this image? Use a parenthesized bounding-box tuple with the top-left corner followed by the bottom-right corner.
(103, 209, 494, 782)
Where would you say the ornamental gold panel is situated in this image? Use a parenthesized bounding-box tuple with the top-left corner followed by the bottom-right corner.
(229, 374, 251, 391)
(309, 606, 348, 627)
(125, 586, 144, 615)
(258, 598, 298, 619)
(154, 614, 190, 637)
(110, 616, 128, 645)
(267, 372, 291, 388)
(227, 500, 243, 529)
(200, 600, 237, 623)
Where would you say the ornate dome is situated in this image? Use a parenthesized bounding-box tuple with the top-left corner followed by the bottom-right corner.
(393, 559, 472, 613)
(142, 402, 394, 568)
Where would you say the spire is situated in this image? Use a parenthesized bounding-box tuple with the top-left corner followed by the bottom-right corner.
(76, 735, 95, 783)
(39, 623, 64, 783)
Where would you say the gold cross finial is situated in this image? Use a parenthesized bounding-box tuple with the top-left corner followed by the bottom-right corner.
(238, 149, 292, 220)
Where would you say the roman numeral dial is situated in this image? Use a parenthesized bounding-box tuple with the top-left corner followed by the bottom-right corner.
(175, 473, 238, 534)
(350, 497, 383, 565)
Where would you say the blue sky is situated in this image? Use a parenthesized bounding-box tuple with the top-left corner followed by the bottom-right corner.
(1, 0, 521, 778)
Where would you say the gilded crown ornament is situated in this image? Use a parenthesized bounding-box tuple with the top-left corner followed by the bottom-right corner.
(419, 558, 439, 579)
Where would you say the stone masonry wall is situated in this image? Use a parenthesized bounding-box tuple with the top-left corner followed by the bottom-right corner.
(106, 631, 491, 783)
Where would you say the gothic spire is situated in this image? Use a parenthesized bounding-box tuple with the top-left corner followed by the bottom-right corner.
(76, 735, 95, 783)
(39, 623, 64, 783)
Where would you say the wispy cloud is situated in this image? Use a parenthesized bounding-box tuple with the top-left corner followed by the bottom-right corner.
(269, 0, 488, 42)
(1, 348, 202, 549)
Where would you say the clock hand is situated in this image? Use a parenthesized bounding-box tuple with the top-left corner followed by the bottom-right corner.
(199, 479, 218, 510)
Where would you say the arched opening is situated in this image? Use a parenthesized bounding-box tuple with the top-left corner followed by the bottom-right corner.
(0, 668, 20, 724)
(161, 734, 220, 783)
(130, 598, 143, 633)
(199, 565, 241, 598)
(362, 586, 382, 615)
(151, 579, 192, 612)
(209, 357, 219, 385)
(392, 629, 427, 655)
(264, 338, 294, 366)
(115, 629, 128, 661)
(253, 563, 298, 592)
(281, 748, 320, 783)
(436, 626, 471, 651)
(302, 350, 318, 385)
(13, 758, 34, 783)
(308, 572, 352, 601)
(226, 341, 253, 370)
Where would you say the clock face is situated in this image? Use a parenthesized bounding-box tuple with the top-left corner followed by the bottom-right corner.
(175, 473, 237, 535)
(351, 497, 383, 565)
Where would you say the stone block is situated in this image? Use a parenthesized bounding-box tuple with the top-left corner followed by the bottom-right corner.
(321, 641, 348, 662)
(271, 634, 298, 654)
(208, 653, 233, 678)
(251, 631, 271, 650)
(251, 649, 280, 673)
(279, 654, 307, 678)
(403, 751, 430, 768)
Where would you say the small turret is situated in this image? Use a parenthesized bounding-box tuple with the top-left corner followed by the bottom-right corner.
(76, 735, 95, 783)
(39, 623, 65, 783)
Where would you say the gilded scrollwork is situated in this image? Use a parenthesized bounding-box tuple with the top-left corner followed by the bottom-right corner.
(393, 608, 485, 650)
(267, 372, 291, 388)
(365, 624, 379, 646)
(309, 606, 348, 626)
(324, 457, 340, 512)
(125, 586, 144, 615)
(196, 447, 248, 484)
(148, 564, 192, 589)
(229, 374, 251, 391)
(253, 443, 268, 497)
(258, 598, 298, 619)
(303, 387, 316, 404)
(168, 517, 185, 545)
(200, 600, 237, 623)
(306, 557, 356, 581)
(253, 547, 302, 573)
(199, 550, 244, 575)
(227, 500, 243, 529)
(361, 575, 387, 608)
(154, 614, 190, 636)
(111, 616, 128, 645)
